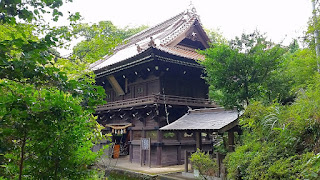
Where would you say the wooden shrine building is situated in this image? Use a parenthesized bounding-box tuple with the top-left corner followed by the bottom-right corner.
(91, 7, 218, 166)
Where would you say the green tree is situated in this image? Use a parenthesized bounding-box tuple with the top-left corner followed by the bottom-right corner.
(205, 28, 228, 45)
(0, 1, 110, 179)
(200, 31, 287, 109)
(72, 21, 148, 63)
(220, 7, 320, 179)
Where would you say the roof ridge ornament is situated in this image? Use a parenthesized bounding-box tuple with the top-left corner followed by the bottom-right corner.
(188, 1, 197, 14)
(148, 37, 156, 47)
(136, 44, 143, 53)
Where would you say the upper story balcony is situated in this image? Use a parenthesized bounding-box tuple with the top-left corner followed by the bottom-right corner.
(96, 94, 215, 111)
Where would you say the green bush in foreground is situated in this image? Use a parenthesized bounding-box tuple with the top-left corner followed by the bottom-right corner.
(190, 149, 218, 179)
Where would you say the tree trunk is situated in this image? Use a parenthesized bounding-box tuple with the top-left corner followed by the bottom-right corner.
(54, 158, 59, 180)
(19, 135, 27, 180)
(244, 79, 250, 107)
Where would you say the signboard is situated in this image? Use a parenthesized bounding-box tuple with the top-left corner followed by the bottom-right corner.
(141, 138, 150, 150)
(140, 138, 151, 167)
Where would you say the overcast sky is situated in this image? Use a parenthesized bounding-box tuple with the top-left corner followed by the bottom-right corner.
(58, 0, 313, 55)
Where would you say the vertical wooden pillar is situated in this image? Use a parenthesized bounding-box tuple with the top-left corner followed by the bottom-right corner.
(195, 131, 202, 150)
(177, 132, 181, 164)
(216, 152, 221, 177)
(156, 130, 162, 166)
(228, 131, 235, 152)
(184, 150, 189, 173)
(129, 129, 133, 163)
(142, 129, 146, 165)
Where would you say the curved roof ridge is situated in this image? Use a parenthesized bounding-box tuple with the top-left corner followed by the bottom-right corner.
(125, 11, 185, 41)
(115, 11, 185, 51)
(160, 17, 197, 46)
(90, 7, 206, 71)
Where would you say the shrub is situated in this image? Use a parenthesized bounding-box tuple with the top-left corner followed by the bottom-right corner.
(190, 149, 218, 179)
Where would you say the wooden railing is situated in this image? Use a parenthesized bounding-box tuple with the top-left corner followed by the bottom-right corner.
(96, 94, 215, 111)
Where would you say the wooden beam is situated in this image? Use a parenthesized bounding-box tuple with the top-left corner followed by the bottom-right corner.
(107, 75, 125, 96)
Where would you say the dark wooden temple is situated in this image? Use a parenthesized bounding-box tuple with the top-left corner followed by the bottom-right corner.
(91, 7, 217, 166)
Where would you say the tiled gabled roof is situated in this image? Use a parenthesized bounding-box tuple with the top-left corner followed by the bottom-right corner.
(90, 6, 209, 71)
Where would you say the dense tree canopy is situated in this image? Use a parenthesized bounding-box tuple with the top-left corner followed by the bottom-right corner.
(201, 31, 287, 110)
(200, 9, 320, 179)
(0, 1, 112, 179)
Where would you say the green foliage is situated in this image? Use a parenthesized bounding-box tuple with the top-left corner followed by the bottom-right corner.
(163, 132, 175, 138)
(72, 21, 148, 63)
(201, 31, 287, 110)
(213, 135, 228, 155)
(224, 75, 320, 180)
(205, 28, 228, 45)
(202, 6, 320, 180)
(285, 48, 318, 90)
(0, 0, 70, 23)
(190, 149, 218, 179)
(0, 0, 112, 179)
(0, 81, 106, 179)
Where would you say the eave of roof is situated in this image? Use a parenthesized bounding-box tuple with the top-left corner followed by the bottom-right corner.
(94, 47, 204, 79)
(160, 108, 240, 132)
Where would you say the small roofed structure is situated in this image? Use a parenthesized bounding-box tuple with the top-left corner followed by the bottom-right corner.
(161, 107, 241, 152)
(161, 108, 241, 177)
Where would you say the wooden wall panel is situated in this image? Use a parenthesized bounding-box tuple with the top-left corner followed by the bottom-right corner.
(162, 74, 208, 99)
(134, 84, 145, 97)
(104, 76, 160, 102)
(145, 117, 158, 129)
(145, 146, 158, 165)
(147, 80, 160, 95)
(132, 117, 144, 129)
(131, 145, 141, 164)
(161, 146, 178, 166)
